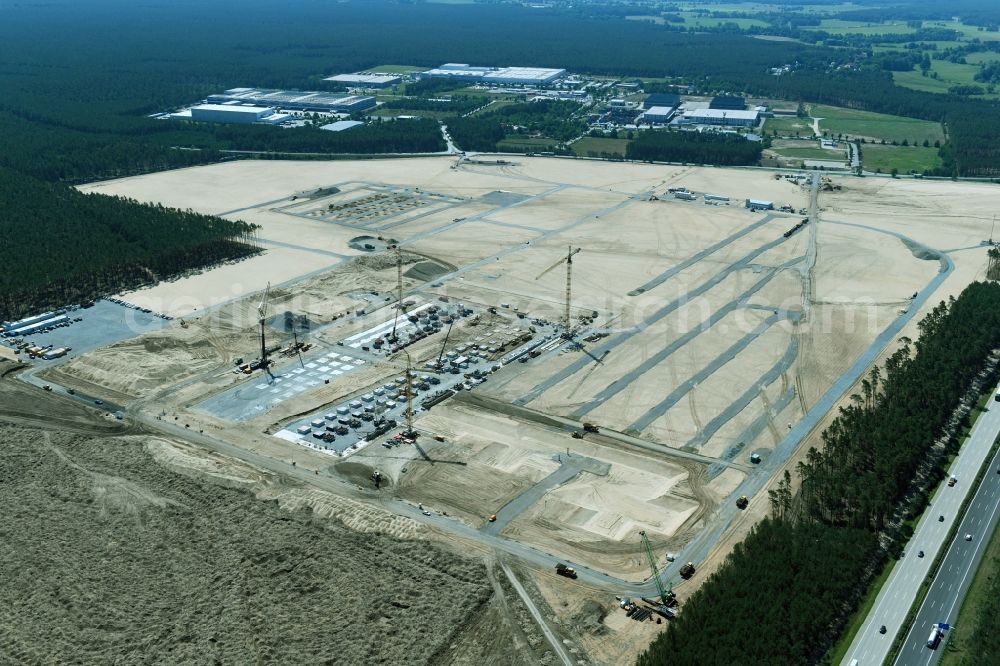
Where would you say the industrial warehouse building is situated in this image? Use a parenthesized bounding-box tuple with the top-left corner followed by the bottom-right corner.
(2, 313, 69, 337)
(681, 109, 760, 127)
(189, 104, 290, 125)
(320, 120, 364, 132)
(420, 63, 566, 86)
(207, 88, 376, 113)
(640, 106, 675, 124)
(710, 95, 747, 110)
(324, 73, 401, 88)
(643, 93, 681, 109)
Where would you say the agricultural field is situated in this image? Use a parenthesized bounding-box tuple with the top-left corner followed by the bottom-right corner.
(965, 52, 1000, 66)
(764, 115, 814, 137)
(810, 104, 945, 144)
(677, 13, 769, 29)
(893, 60, 996, 98)
(925, 20, 1000, 42)
(859, 144, 942, 174)
(811, 19, 917, 36)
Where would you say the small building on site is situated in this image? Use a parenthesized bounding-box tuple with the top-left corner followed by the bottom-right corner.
(320, 120, 364, 132)
(745, 198, 774, 211)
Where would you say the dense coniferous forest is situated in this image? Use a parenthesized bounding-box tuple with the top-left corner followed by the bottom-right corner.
(626, 131, 766, 165)
(0, 169, 261, 320)
(4, 0, 1000, 176)
(638, 282, 1000, 665)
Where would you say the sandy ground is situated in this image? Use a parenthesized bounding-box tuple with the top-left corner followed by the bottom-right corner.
(45, 159, 1000, 641)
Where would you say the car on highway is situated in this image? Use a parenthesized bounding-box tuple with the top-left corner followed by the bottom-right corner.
(879, 625, 887, 635)
(948, 475, 958, 487)
(918, 550, 924, 558)
(966, 534, 973, 541)
(939, 515, 945, 522)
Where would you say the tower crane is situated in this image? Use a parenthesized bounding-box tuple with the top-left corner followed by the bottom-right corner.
(435, 319, 455, 368)
(639, 530, 676, 614)
(535, 246, 581, 338)
(401, 347, 416, 438)
(256, 282, 271, 371)
(390, 245, 405, 342)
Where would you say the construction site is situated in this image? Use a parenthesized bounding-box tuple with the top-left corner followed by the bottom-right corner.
(6, 154, 1000, 663)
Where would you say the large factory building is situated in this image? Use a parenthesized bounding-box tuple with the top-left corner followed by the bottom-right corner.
(189, 104, 287, 125)
(681, 109, 760, 127)
(324, 73, 401, 88)
(420, 63, 566, 86)
(207, 88, 377, 113)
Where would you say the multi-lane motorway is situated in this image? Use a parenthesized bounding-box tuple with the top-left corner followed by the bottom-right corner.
(895, 408, 1000, 665)
(845, 381, 1000, 666)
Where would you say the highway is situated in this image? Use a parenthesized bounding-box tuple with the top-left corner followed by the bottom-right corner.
(844, 380, 1000, 666)
(895, 405, 1000, 666)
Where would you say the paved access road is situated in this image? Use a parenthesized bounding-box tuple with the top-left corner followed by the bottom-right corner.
(894, 409, 1000, 666)
(844, 381, 1000, 666)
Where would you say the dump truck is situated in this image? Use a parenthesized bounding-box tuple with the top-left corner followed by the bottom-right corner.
(582, 422, 600, 433)
(736, 495, 749, 509)
(679, 562, 696, 579)
(555, 563, 578, 579)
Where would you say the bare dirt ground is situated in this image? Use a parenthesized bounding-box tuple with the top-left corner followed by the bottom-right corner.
(30, 159, 1000, 663)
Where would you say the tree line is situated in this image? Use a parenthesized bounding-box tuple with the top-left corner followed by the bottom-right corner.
(0, 168, 261, 320)
(639, 282, 1000, 665)
(445, 100, 587, 152)
(626, 131, 766, 166)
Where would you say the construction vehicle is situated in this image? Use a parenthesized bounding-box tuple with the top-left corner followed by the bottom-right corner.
(488, 514, 497, 522)
(639, 530, 676, 615)
(679, 562, 696, 579)
(555, 563, 578, 579)
(572, 431, 584, 439)
(583, 422, 599, 433)
(736, 495, 749, 509)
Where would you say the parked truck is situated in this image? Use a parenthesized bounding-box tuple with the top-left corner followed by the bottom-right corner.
(679, 562, 696, 579)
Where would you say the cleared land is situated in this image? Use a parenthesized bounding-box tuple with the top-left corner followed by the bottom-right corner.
(12, 156, 996, 665)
